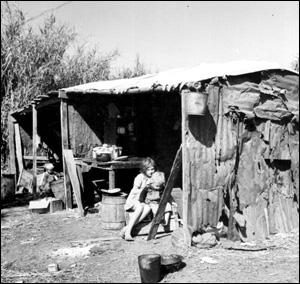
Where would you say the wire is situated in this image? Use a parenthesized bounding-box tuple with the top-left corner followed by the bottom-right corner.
(25, 1, 74, 23)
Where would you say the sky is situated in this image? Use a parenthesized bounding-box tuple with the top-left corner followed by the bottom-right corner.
(5, 1, 300, 73)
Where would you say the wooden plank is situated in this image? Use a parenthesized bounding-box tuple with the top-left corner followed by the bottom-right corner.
(8, 114, 17, 175)
(264, 207, 270, 238)
(63, 149, 84, 217)
(76, 164, 84, 189)
(60, 98, 69, 149)
(181, 89, 192, 246)
(14, 123, 24, 177)
(60, 97, 72, 209)
(32, 103, 37, 197)
(147, 145, 182, 241)
(23, 155, 49, 161)
(63, 159, 72, 210)
(75, 163, 85, 207)
(17, 169, 33, 191)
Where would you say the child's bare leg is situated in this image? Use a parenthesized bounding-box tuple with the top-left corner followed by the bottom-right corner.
(149, 203, 170, 226)
(121, 205, 151, 239)
(137, 204, 151, 223)
(151, 203, 158, 216)
(120, 225, 127, 237)
(163, 212, 171, 225)
(162, 203, 172, 226)
(124, 202, 146, 241)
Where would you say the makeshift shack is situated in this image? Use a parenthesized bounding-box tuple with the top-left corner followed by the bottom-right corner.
(9, 60, 299, 243)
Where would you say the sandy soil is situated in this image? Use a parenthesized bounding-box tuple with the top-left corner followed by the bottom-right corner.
(1, 200, 299, 283)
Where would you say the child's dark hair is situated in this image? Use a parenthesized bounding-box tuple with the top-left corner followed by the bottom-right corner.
(140, 157, 156, 174)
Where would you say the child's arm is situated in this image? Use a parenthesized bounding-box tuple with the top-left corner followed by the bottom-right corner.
(134, 176, 151, 203)
(138, 187, 148, 203)
(54, 171, 60, 179)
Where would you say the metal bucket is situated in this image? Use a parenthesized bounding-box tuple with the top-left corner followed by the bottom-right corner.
(186, 91, 208, 115)
(138, 254, 161, 283)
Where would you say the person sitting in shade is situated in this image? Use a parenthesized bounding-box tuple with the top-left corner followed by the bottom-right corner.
(120, 157, 157, 241)
(120, 157, 176, 241)
(138, 171, 177, 227)
(39, 163, 60, 197)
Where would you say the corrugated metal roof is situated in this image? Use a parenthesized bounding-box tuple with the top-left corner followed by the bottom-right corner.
(60, 60, 297, 95)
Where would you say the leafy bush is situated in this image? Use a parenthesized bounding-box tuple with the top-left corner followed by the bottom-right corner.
(1, 2, 119, 171)
(1, 2, 152, 172)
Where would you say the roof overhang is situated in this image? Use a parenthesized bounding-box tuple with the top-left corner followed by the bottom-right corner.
(59, 60, 298, 96)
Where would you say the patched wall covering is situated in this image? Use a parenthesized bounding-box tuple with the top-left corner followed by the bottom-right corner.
(185, 70, 299, 241)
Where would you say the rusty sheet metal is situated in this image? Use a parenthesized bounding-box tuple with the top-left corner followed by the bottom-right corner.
(185, 69, 298, 239)
(186, 85, 237, 230)
(289, 133, 299, 203)
(236, 131, 268, 209)
(222, 82, 261, 114)
(220, 71, 299, 123)
(262, 123, 291, 160)
(61, 60, 286, 95)
(255, 71, 298, 121)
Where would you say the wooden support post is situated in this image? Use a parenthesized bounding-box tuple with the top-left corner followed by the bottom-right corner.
(8, 114, 17, 176)
(147, 145, 182, 241)
(63, 149, 85, 217)
(32, 102, 37, 197)
(181, 89, 192, 246)
(75, 162, 85, 208)
(60, 97, 72, 209)
(109, 170, 115, 189)
(76, 163, 84, 189)
(14, 122, 24, 179)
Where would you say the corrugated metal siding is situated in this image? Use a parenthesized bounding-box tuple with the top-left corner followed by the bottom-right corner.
(185, 70, 299, 240)
(187, 85, 230, 230)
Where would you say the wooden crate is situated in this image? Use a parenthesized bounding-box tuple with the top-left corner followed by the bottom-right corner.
(17, 169, 33, 191)
(17, 169, 45, 193)
(50, 179, 65, 204)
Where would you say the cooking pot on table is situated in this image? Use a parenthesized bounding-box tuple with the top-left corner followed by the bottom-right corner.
(92, 146, 111, 162)
(96, 153, 111, 162)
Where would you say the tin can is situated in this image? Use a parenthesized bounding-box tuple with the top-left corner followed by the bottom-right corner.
(48, 263, 59, 272)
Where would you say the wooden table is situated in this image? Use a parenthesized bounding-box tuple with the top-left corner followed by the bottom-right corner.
(79, 158, 143, 189)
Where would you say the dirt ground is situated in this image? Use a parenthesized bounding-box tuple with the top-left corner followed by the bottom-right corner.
(1, 197, 299, 283)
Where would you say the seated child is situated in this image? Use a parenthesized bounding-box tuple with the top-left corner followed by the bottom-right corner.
(138, 171, 177, 226)
(39, 163, 60, 197)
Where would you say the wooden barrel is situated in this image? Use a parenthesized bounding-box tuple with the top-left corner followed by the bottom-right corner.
(101, 192, 127, 230)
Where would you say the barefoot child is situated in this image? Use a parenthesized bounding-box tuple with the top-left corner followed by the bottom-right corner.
(121, 157, 156, 241)
(138, 171, 177, 227)
(39, 163, 60, 197)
